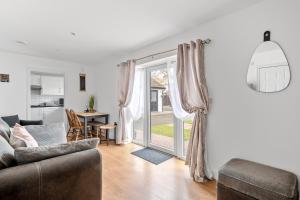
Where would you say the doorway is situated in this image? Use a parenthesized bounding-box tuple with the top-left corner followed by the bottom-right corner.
(148, 65, 176, 154)
(132, 56, 192, 158)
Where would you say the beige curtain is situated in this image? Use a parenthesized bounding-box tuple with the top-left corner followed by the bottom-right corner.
(117, 60, 136, 144)
(177, 39, 209, 182)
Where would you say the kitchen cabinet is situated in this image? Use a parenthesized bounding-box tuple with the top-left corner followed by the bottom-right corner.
(31, 107, 64, 125)
(31, 108, 43, 121)
(43, 107, 64, 125)
(41, 75, 64, 95)
(31, 74, 41, 86)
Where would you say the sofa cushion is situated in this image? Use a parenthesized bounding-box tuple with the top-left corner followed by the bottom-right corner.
(1, 115, 20, 127)
(14, 138, 99, 165)
(218, 158, 299, 200)
(25, 123, 67, 146)
(0, 118, 11, 142)
(0, 135, 16, 169)
(10, 124, 38, 148)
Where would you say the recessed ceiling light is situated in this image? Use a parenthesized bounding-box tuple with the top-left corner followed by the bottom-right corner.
(70, 32, 76, 36)
(15, 40, 28, 46)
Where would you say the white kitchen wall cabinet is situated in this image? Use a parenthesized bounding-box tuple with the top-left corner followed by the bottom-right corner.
(31, 74, 41, 86)
(41, 75, 64, 95)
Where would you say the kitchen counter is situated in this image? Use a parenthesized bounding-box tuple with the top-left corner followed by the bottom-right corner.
(31, 105, 64, 108)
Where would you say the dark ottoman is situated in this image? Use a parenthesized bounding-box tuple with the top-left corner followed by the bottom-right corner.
(218, 158, 299, 200)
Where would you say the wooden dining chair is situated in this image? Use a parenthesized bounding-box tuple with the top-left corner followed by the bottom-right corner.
(69, 109, 92, 141)
(65, 108, 74, 137)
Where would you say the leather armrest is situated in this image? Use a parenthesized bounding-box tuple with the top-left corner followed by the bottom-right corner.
(0, 149, 102, 200)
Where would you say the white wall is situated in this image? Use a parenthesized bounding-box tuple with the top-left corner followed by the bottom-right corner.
(95, 0, 300, 181)
(0, 51, 97, 119)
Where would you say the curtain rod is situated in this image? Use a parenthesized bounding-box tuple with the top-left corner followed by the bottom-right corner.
(117, 38, 211, 66)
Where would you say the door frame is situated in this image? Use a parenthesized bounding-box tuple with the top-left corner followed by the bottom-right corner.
(132, 55, 186, 158)
(26, 68, 66, 128)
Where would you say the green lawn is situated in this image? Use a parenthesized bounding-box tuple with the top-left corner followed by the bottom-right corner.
(184, 119, 193, 124)
(151, 123, 191, 141)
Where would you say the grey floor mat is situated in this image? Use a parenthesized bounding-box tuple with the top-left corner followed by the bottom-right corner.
(131, 147, 173, 165)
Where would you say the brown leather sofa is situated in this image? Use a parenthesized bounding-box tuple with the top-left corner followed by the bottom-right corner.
(0, 115, 102, 200)
(0, 149, 102, 200)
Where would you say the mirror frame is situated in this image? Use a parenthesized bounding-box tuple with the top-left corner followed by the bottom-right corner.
(247, 31, 291, 93)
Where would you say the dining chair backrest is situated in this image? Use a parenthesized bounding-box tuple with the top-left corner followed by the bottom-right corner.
(65, 108, 72, 127)
(69, 109, 82, 128)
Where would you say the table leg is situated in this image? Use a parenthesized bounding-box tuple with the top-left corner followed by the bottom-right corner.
(105, 115, 109, 143)
(106, 132, 109, 146)
(114, 126, 117, 144)
(84, 117, 88, 139)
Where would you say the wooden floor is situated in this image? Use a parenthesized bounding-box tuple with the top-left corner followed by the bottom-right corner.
(98, 143, 216, 200)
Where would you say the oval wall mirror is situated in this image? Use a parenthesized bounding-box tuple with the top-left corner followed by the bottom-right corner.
(247, 32, 290, 93)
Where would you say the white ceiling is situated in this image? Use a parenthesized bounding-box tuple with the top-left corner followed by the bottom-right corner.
(0, 0, 262, 65)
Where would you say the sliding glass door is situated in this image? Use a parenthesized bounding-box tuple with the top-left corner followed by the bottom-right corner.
(148, 66, 175, 153)
(132, 56, 192, 158)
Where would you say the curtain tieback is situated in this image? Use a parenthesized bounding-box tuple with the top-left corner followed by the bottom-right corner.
(196, 108, 208, 115)
(119, 104, 125, 108)
(118, 105, 126, 114)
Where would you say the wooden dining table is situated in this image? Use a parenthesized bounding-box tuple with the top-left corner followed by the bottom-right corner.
(76, 112, 109, 139)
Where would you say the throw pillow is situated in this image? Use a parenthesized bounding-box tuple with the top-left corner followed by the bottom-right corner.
(9, 133, 27, 149)
(15, 138, 99, 165)
(11, 124, 38, 147)
(1, 115, 20, 127)
(0, 135, 16, 169)
(0, 118, 11, 142)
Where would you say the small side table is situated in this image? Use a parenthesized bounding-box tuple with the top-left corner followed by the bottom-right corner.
(99, 123, 117, 145)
